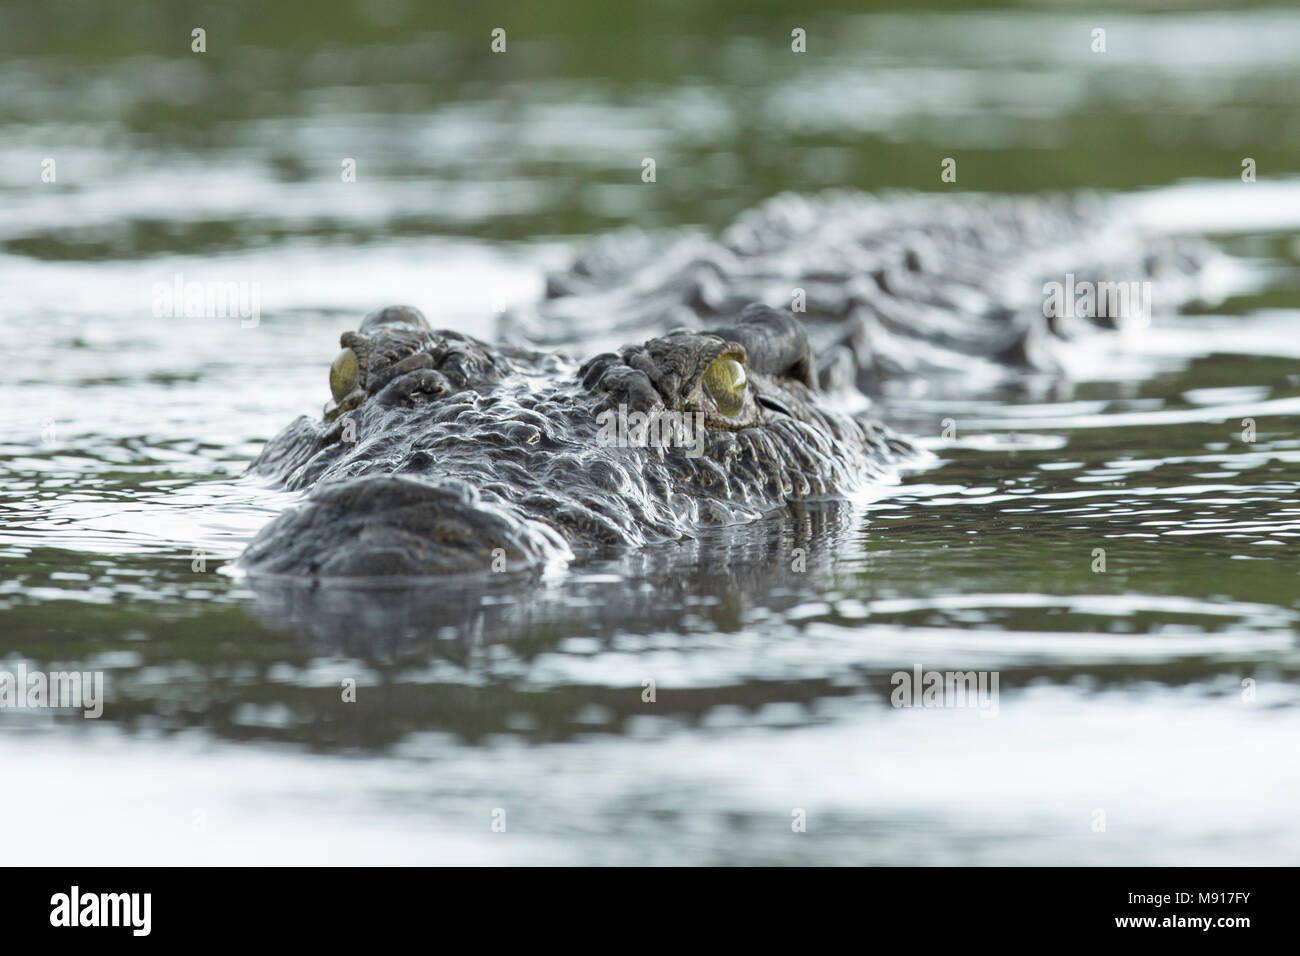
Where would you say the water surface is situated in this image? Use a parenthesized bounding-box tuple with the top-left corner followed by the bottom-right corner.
(1, 0, 1298, 864)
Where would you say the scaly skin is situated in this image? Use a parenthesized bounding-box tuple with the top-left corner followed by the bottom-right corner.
(242, 303, 919, 577)
(243, 190, 1219, 578)
(505, 191, 1219, 392)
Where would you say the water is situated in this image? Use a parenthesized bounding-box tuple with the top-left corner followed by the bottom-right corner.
(2, 1, 1298, 864)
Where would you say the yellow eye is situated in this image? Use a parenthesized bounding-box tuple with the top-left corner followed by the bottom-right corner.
(329, 348, 359, 402)
(703, 356, 747, 417)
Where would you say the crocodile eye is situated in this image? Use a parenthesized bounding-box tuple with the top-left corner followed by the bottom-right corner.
(329, 348, 359, 402)
(703, 356, 746, 417)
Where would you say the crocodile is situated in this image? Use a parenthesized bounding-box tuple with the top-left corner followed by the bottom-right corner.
(241, 191, 1221, 578)
(242, 302, 918, 576)
(504, 190, 1218, 392)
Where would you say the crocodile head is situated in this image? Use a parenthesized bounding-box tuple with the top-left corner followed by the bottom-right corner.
(240, 303, 918, 577)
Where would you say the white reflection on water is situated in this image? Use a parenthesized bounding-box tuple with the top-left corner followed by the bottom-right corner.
(4, 681, 1297, 865)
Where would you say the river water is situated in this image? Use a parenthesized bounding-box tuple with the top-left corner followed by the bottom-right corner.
(1, 1, 1297, 864)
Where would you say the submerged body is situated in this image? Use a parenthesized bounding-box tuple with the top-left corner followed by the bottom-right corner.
(242, 191, 1217, 577)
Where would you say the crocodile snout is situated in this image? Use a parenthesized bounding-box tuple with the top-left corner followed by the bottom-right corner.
(240, 474, 572, 577)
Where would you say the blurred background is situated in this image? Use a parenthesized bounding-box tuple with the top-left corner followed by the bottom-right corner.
(1, 0, 1298, 865)
(3, 0, 1299, 252)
